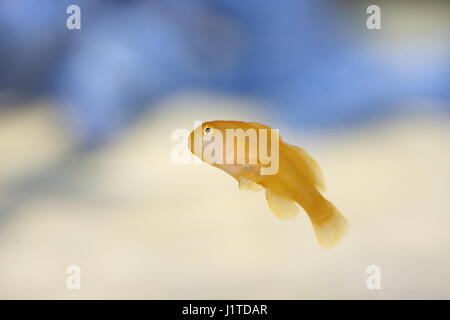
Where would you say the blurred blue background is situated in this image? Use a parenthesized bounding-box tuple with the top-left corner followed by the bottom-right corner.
(0, 0, 449, 299)
(1, 0, 448, 147)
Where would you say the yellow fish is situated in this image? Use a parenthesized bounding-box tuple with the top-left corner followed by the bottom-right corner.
(188, 120, 348, 248)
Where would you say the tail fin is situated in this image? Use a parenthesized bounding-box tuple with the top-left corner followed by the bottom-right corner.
(310, 200, 349, 248)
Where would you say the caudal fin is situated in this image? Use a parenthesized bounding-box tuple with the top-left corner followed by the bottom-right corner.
(310, 201, 349, 248)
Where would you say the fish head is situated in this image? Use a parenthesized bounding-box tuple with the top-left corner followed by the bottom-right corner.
(188, 121, 222, 163)
(189, 120, 261, 164)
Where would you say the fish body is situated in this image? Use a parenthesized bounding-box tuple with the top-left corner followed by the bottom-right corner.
(188, 120, 348, 247)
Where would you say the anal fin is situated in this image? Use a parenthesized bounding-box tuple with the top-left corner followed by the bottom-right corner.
(265, 189, 299, 220)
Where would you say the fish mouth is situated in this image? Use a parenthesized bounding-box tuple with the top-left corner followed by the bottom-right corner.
(188, 134, 192, 153)
(188, 132, 194, 154)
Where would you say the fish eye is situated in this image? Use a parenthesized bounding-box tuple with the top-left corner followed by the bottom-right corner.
(204, 127, 211, 134)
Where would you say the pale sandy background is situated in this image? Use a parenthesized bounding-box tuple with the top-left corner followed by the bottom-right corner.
(0, 94, 448, 299)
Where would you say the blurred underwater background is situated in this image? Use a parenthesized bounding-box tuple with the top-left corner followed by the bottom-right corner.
(0, 0, 449, 299)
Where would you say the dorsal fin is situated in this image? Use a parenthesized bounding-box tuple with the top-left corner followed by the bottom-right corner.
(286, 144, 326, 192)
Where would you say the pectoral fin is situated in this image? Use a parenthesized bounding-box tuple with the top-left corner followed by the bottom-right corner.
(265, 189, 299, 220)
(238, 176, 264, 192)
